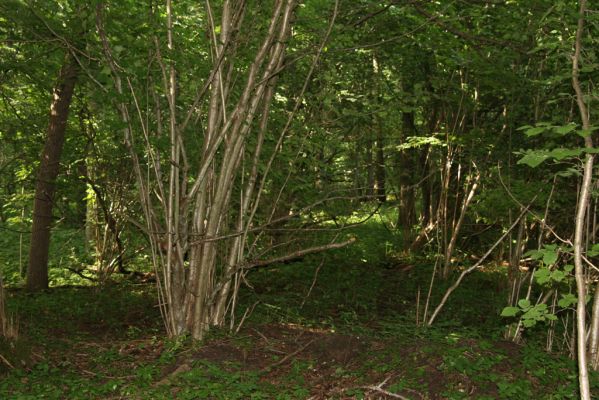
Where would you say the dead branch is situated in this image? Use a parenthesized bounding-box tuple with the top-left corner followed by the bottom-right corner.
(261, 338, 315, 371)
(0, 353, 14, 369)
(243, 237, 356, 270)
(427, 202, 533, 325)
(360, 376, 412, 400)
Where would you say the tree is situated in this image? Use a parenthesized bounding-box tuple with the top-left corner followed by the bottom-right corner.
(27, 54, 78, 291)
(94, 0, 349, 339)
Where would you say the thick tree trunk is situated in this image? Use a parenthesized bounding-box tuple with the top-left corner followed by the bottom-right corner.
(27, 54, 79, 291)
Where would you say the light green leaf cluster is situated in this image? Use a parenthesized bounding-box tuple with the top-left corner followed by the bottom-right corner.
(525, 244, 560, 265)
(517, 122, 598, 167)
(501, 299, 557, 328)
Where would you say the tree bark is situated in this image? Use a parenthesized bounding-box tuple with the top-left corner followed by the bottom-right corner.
(375, 123, 386, 202)
(27, 54, 79, 291)
(398, 110, 417, 243)
(571, 1, 593, 398)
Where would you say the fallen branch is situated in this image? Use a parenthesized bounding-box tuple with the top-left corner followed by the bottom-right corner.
(363, 385, 411, 400)
(361, 376, 412, 400)
(154, 362, 191, 386)
(0, 353, 14, 369)
(261, 339, 315, 371)
(65, 267, 98, 282)
(244, 237, 356, 270)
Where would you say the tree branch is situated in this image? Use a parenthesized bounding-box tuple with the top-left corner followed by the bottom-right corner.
(243, 237, 356, 270)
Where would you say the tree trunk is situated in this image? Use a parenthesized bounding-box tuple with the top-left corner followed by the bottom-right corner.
(375, 123, 386, 202)
(27, 54, 79, 291)
(365, 134, 375, 198)
(572, 1, 593, 397)
(398, 110, 417, 243)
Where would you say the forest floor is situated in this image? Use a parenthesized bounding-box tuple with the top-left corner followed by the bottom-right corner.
(0, 258, 591, 399)
(0, 218, 595, 399)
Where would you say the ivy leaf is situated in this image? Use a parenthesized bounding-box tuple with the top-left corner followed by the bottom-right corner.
(500, 307, 520, 317)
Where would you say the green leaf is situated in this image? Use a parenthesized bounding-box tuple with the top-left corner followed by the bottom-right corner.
(548, 148, 582, 160)
(517, 125, 533, 131)
(522, 309, 539, 320)
(524, 126, 547, 137)
(558, 293, 577, 308)
(554, 124, 576, 135)
(551, 270, 565, 282)
(518, 152, 549, 168)
(542, 250, 558, 265)
(522, 319, 536, 328)
(525, 250, 543, 260)
(501, 307, 520, 317)
(518, 299, 531, 309)
(563, 264, 574, 273)
(536, 303, 548, 312)
(534, 268, 551, 285)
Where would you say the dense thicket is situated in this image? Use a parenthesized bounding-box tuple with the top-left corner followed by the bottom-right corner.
(1, 0, 597, 396)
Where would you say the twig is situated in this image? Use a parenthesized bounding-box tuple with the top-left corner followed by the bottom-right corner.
(362, 376, 412, 400)
(497, 165, 570, 245)
(300, 257, 325, 308)
(235, 301, 259, 334)
(0, 353, 14, 369)
(261, 339, 315, 371)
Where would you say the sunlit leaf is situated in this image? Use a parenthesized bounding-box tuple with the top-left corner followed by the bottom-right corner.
(500, 307, 520, 317)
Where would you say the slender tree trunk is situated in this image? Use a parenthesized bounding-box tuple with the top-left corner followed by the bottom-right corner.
(571, 1, 593, 397)
(27, 54, 79, 291)
(589, 282, 599, 369)
(442, 169, 479, 277)
(365, 134, 374, 198)
(375, 123, 386, 202)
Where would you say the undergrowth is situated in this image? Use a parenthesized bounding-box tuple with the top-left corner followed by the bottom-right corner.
(0, 206, 596, 399)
